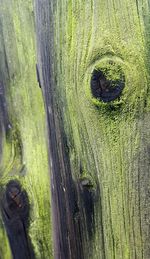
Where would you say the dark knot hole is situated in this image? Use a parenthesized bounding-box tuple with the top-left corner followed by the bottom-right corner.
(90, 65, 125, 102)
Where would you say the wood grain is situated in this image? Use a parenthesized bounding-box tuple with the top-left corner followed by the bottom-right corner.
(35, 0, 150, 258)
(0, 1, 53, 258)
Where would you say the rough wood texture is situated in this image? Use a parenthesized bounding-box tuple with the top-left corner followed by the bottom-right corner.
(35, 0, 150, 259)
(0, 1, 53, 258)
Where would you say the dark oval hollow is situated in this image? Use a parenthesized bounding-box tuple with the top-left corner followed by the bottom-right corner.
(90, 68, 125, 102)
(1, 180, 35, 259)
(1, 180, 30, 226)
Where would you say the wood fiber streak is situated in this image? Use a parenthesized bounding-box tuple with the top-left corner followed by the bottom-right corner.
(35, 1, 86, 259)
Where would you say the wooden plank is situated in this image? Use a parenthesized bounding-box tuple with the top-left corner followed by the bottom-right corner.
(0, 1, 53, 258)
(35, 0, 150, 258)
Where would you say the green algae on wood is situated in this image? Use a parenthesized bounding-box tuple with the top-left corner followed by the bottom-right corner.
(35, 0, 150, 258)
(0, 0, 53, 258)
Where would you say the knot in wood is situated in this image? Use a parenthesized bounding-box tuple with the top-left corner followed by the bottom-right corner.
(91, 60, 125, 102)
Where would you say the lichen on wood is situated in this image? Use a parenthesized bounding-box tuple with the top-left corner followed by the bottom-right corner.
(35, 0, 150, 258)
(0, 0, 53, 258)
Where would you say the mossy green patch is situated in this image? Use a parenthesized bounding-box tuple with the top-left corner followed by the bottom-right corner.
(0, 0, 53, 258)
(52, 0, 150, 258)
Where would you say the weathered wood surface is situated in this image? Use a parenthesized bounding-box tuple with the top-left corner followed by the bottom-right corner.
(35, 0, 150, 259)
(0, 1, 53, 258)
(0, 0, 150, 259)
